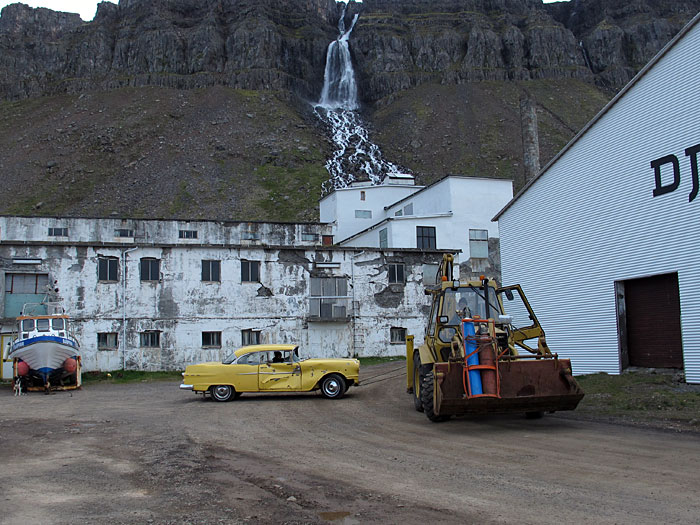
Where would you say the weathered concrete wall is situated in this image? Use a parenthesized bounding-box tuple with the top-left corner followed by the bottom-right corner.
(0, 216, 447, 370)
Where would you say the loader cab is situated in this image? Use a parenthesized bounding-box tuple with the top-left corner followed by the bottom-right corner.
(427, 280, 505, 361)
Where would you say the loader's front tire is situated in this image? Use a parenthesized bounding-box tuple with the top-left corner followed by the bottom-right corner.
(420, 371, 450, 423)
(412, 352, 424, 412)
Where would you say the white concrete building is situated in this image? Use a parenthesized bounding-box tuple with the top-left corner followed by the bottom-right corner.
(321, 175, 513, 280)
(0, 215, 449, 376)
(494, 13, 700, 383)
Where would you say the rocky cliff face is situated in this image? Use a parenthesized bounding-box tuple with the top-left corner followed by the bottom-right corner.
(351, 0, 699, 103)
(0, 0, 341, 101)
(0, 0, 697, 103)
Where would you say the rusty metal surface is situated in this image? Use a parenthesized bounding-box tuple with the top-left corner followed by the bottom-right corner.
(434, 359, 584, 415)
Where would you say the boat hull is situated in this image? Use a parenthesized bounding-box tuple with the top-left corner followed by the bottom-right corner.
(9, 336, 80, 375)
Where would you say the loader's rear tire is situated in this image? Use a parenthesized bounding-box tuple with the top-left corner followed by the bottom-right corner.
(420, 371, 450, 423)
(412, 352, 424, 412)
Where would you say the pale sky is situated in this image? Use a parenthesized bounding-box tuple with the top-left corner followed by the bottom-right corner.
(0, 0, 564, 22)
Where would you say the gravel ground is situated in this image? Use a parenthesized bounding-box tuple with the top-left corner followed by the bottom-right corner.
(2, 362, 700, 524)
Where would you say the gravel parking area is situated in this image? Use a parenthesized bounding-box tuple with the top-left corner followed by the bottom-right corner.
(2, 362, 700, 524)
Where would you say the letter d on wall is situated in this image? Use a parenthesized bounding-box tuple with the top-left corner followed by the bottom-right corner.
(651, 154, 680, 197)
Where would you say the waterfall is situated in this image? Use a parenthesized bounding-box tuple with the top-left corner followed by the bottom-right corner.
(318, 11, 359, 110)
(314, 4, 407, 194)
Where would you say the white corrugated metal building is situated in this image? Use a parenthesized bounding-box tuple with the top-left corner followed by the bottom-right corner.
(495, 13, 700, 383)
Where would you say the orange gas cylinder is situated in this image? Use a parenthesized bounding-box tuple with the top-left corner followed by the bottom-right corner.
(478, 334, 498, 395)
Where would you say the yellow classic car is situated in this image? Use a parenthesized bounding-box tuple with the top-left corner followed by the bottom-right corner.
(180, 344, 360, 402)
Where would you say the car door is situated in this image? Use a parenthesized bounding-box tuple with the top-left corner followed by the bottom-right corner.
(258, 351, 302, 391)
(230, 351, 263, 392)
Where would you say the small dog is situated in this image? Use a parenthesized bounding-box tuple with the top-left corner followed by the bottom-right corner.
(14, 376, 25, 396)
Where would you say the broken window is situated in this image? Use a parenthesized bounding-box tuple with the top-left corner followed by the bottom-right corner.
(242, 231, 261, 241)
(201, 260, 221, 282)
(469, 229, 489, 259)
(379, 228, 388, 249)
(241, 260, 260, 282)
(390, 327, 407, 344)
(388, 263, 405, 284)
(139, 331, 160, 348)
(202, 331, 222, 348)
(98, 256, 118, 282)
(5, 273, 49, 294)
(140, 258, 160, 282)
(241, 329, 261, 346)
(48, 227, 68, 237)
(322, 235, 334, 246)
(97, 332, 118, 350)
(114, 228, 134, 238)
(309, 277, 349, 320)
(416, 226, 436, 250)
(179, 230, 198, 239)
(302, 233, 319, 242)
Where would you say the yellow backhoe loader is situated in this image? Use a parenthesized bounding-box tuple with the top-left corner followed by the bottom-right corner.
(407, 254, 583, 422)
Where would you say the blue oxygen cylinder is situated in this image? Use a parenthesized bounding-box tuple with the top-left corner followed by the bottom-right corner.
(463, 320, 483, 395)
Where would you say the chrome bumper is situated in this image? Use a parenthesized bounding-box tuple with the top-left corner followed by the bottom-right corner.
(179, 384, 193, 390)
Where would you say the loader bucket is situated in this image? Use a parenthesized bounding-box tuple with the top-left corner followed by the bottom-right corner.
(433, 357, 584, 417)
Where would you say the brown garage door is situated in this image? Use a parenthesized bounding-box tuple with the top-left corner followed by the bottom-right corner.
(624, 272, 683, 369)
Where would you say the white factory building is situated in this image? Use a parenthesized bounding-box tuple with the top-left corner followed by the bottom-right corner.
(0, 216, 450, 376)
(321, 174, 513, 280)
(495, 13, 700, 383)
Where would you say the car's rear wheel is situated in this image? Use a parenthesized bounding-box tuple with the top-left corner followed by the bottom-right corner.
(320, 374, 346, 399)
(210, 384, 235, 402)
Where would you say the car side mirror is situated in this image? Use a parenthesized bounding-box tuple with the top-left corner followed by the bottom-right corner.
(504, 289, 514, 301)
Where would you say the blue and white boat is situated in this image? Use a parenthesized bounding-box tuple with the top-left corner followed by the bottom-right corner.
(9, 302, 81, 390)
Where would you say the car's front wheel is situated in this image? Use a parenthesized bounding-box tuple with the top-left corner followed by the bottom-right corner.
(320, 374, 346, 399)
(210, 384, 235, 402)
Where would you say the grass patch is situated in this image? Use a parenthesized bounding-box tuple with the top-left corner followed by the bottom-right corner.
(82, 370, 183, 384)
(575, 371, 700, 427)
(359, 355, 406, 366)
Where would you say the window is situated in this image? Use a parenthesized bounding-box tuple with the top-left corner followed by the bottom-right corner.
(469, 229, 489, 258)
(395, 209, 403, 216)
(48, 227, 68, 237)
(422, 264, 439, 286)
(140, 258, 160, 282)
(201, 260, 221, 282)
(97, 332, 118, 350)
(242, 231, 261, 241)
(242, 329, 261, 346)
(301, 233, 319, 242)
(417, 226, 436, 250)
(388, 263, 405, 284)
(98, 256, 118, 282)
(403, 203, 414, 216)
(179, 230, 198, 239)
(114, 229, 134, 238)
(379, 228, 388, 249)
(310, 277, 349, 320)
(202, 331, 222, 348)
(360, 190, 366, 201)
(390, 327, 407, 344)
(5, 273, 49, 294)
(241, 260, 260, 282)
(355, 210, 372, 219)
(322, 235, 334, 246)
(140, 331, 160, 348)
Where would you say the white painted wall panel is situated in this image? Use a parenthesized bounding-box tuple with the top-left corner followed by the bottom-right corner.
(498, 19, 700, 382)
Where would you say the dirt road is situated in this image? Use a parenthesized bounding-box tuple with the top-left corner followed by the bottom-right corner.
(2, 362, 699, 524)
